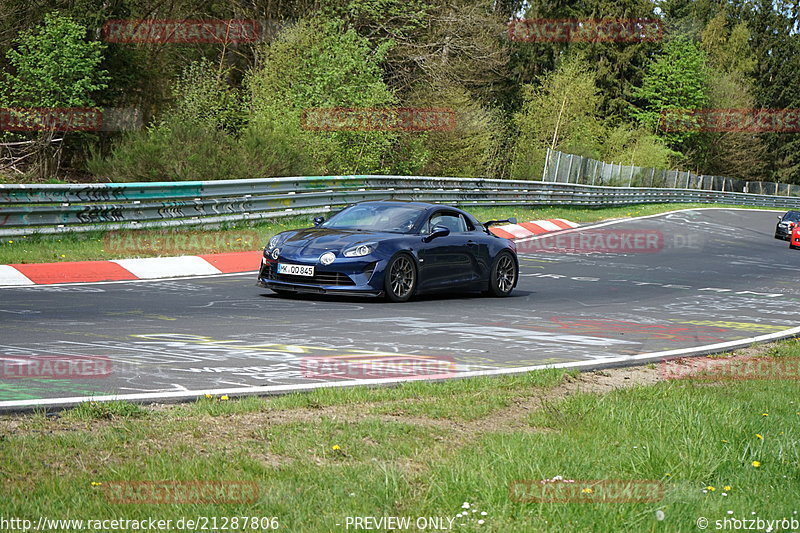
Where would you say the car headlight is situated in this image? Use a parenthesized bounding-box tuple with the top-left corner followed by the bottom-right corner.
(343, 243, 375, 257)
(271, 248, 280, 260)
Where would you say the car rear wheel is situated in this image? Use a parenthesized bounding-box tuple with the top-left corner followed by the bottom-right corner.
(384, 254, 416, 302)
(488, 252, 517, 297)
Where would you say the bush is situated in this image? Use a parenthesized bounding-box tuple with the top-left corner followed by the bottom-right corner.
(87, 121, 236, 181)
(395, 81, 503, 177)
(246, 18, 398, 175)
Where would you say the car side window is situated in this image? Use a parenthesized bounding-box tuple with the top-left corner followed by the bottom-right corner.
(428, 212, 468, 233)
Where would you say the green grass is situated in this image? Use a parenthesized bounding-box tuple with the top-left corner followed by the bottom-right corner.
(2, 342, 799, 532)
(0, 203, 777, 264)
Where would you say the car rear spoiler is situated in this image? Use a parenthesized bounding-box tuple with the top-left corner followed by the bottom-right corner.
(482, 217, 517, 230)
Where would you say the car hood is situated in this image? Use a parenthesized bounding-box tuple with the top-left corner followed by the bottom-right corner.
(278, 228, 399, 254)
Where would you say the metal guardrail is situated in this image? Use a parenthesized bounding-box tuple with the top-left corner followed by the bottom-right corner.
(1, 175, 799, 236)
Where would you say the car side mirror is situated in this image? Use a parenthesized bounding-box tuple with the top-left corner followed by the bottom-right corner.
(423, 225, 450, 243)
(508, 217, 518, 224)
(313, 216, 325, 226)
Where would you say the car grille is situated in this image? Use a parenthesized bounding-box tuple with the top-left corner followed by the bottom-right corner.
(261, 263, 355, 286)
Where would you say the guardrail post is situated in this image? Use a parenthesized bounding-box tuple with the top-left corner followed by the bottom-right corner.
(565, 153, 574, 184)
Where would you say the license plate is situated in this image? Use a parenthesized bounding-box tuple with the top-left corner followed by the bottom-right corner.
(277, 263, 315, 277)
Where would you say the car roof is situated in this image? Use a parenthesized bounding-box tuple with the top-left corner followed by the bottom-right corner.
(354, 200, 471, 214)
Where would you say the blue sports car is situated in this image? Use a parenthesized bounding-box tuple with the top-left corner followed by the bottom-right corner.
(257, 200, 519, 302)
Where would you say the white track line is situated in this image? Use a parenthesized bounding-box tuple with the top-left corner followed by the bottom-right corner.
(0, 271, 256, 289)
(112, 256, 221, 279)
(2, 325, 798, 410)
(515, 207, 785, 245)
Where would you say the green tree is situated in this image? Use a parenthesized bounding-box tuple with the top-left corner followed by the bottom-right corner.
(246, 18, 397, 175)
(509, 0, 662, 121)
(745, 0, 800, 183)
(510, 56, 604, 180)
(2, 12, 108, 179)
(631, 36, 708, 149)
(698, 12, 767, 180)
(3, 12, 108, 108)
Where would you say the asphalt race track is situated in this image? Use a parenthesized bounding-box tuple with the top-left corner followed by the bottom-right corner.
(1, 208, 798, 410)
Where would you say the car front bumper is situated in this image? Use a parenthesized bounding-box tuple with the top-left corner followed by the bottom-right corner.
(256, 255, 385, 297)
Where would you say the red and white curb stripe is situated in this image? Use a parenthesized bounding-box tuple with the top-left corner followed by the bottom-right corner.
(0, 251, 262, 286)
(0, 219, 579, 287)
(489, 219, 579, 240)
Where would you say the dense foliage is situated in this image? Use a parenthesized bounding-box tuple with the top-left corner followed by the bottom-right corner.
(0, 0, 798, 183)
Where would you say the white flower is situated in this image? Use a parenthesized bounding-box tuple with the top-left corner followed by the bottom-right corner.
(722, 493, 728, 496)
(480, 511, 487, 516)
(462, 502, 470, 509)
(655, 510, 665, 521)
(727, 511, 734, 515)
(477, 520, 485, 525)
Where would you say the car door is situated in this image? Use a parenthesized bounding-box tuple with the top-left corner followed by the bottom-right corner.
(417, 211, 477, 291)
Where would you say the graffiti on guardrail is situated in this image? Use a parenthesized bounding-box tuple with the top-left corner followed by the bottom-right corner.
(3, 175, 800, 236)
(76, 206, 126, 223)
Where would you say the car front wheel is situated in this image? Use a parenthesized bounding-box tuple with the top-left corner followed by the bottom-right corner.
(488, 251, 517, 297)
(384, 254, 417, 302)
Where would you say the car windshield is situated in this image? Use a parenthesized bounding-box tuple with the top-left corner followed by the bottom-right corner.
(783, 212, 800, 221)
(321, 204, 424, 233)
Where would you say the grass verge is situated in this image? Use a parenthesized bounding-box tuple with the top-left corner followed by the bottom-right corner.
(1, 340, 798, 532)
(0, 203, 778, 264)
